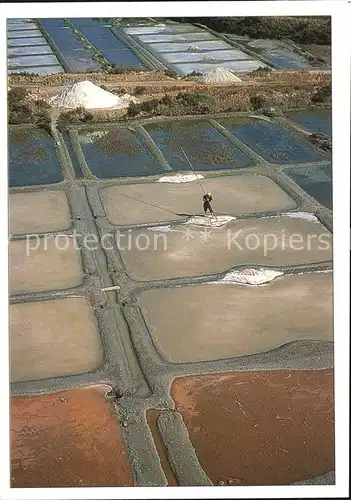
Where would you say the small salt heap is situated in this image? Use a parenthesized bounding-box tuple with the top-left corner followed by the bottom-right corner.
(186, 44, 203, 52)
(199, 67, 241, 83)
(50, 80, 136, 109)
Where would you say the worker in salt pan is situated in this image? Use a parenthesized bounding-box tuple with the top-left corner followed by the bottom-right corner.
(203, 192, 214, 216)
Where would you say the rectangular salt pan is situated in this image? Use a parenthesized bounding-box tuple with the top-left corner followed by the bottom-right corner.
(9, 128, 63, 187)
(287, 109, 332, 136)
(38, 18, 68, 28)
(70, 18, 112, 27)
(8, 53, 60, 68)
(100, 49, 144, 68)
(173, 59, 267, 76)
(62, 50, 101, 72)
(8, 18, 32, 23)
(9, 238, 84, 294)
(123, 24, 198, 35)
(7, 22, 38, 31)
(219, 118, 325, 164)
(8, 65, 64, 75)
(40, 26, 85, 51)
(78, 26, 128, 50)
(284, 164, 332, 210)
(135, 32, 215, 43)
(10, 298, 102, 382)
(8, 45, 54, 56)
(8, 29, 43, 38)
(7, 36, 48, 47)
(161, 49, 252, 64)
(147, 40, 233, 53)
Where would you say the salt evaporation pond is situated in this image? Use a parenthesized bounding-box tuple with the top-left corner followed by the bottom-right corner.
(8, 53, 60, 68)
(8, 29, 43, 38)
(9, 128, 63, 187)
(78, 26, 127, 51)
(8, 45, 54, 56)
(38, 18, 68, 28)
(145, 120, 252, 171)
(7, 36, 48, 47)
(100, 49, 145, 68)
(233, 37, 312, 70)
(70, 18, 113, 28)
(62, 49, 101, 72)
(287, 109, 332, 136)
(284, 164, 332, 209)
(135, 32, 216, 43)
(78, 128, 164, 178)
(8, 65, 64, 75)
(122, 24, 200, 35)
(144, 40, 233, 53)
(219, 117, 325, 164)
(160, 48, 250, 64)
(7, 22, 38, 31)
(39, 25, 86, 51)
(173, 60, 265, 76)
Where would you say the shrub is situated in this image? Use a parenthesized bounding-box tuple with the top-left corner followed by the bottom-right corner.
(57, 107, 93, 131)
(134, 85, 147, 96)
(107, 65, 143, 74)
(126, 101, 140, 118)
(164, 69, 177, 78)
(172, 16, 331, 45)
(178, 91, 213, 106)
(250, 94, 267, 110)
(311, 85, 331, 103)
(184, 70, 203, 77)
(161, 94, 174, 105)
(8, 87, 27, 106)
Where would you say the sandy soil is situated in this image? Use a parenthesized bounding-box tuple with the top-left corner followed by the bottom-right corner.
(9, 237, 83, 294)
(9, 191, 72, 235)
(100, 175, 297, 226)
(10, 298, 102, 382)
(171, 370, 334, 485)
(138, 272, 333, 363)
(11, 385, 134, 487)
(120, 218, 332, 281)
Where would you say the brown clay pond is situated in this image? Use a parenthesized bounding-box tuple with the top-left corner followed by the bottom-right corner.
(171, 370, 334, 485)
(11, 385, 134, 487)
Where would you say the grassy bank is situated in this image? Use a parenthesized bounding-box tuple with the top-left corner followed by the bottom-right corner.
(173, 17, 331, 45)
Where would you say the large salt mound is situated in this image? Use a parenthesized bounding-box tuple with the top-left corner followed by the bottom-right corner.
(50, 81, 135, 109)
(199, 67, 242, 83)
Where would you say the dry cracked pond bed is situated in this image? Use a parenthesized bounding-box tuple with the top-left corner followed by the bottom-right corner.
(9, 111, 333, 488)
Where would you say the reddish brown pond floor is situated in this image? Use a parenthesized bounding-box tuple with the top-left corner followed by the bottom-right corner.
(11, 385, 134, 487)
(171, 370, 334, 486)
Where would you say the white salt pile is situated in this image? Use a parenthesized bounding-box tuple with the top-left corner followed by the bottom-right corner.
(199, 67, 241, 83)
(210, 268, 284, 285)
(186, 44, 202, 52)
(157, 173, 204, 183)
(184, 215, 236, 227)
(280, 212, 319, 222)
(50, 81, 135, 109)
